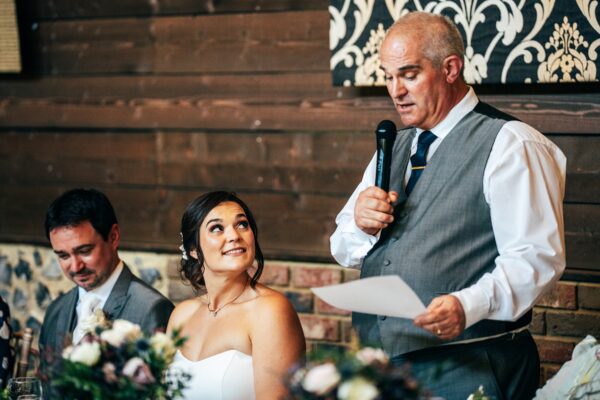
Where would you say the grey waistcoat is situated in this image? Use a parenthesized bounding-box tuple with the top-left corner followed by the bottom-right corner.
(354, 102, 531, 357)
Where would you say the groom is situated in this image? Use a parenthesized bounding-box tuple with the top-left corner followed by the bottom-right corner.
(39, 188, 174, 360)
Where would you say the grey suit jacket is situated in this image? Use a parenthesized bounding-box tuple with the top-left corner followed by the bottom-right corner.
(39, 264, 174, 360)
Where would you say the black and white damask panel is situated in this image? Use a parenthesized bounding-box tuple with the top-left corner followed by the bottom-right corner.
(330, 0, 600, 86)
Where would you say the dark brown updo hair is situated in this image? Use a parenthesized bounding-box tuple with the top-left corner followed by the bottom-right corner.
(179, 191, 264, 291)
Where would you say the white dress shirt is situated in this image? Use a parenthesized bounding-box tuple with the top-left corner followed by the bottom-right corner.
(330, 87, 567, 329)
(76, 260, 124, 313)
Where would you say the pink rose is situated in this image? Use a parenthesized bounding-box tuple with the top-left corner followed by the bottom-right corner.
(122, 357, 156, 386)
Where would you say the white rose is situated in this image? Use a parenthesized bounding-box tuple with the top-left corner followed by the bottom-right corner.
(302, 362, 341, 395)
(69, 341, 101, 366)
(79, 308, 108, 334)
(100, 319, 142, 347)
(150, 332, 176, 361)
(355, 347, 389, 365)
(337, 377, 379, 400)
(61, 345, 73, 359)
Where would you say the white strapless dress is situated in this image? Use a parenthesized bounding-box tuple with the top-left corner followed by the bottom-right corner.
(170, 349, 255, 400)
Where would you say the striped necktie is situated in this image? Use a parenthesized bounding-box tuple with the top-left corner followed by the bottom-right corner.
(405, 130, 437, 195)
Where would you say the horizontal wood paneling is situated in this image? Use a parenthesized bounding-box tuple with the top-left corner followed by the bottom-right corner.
(1, 4, 598, 276)
(26, 0, 327, 20)
(1, 131, 597, 202)
(0, 73, 341, 99)
(33, 11, 329, 74)
(1, 183, 597, 266)
(1, 131, 598, 266)
(2, 95, 600, 134)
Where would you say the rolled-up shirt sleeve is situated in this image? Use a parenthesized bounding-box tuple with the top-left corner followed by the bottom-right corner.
(330, 154, 379, 268)
(452, 121, 567, 329)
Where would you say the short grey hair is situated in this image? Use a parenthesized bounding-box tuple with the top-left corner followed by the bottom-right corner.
(386, 11, 465, 67)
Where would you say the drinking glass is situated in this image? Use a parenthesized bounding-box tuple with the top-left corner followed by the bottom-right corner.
(6, 377, 43, 400)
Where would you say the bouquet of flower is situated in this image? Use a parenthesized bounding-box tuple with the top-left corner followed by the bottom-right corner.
(288, 347, 422, 400)
(49, 310, 188, 400)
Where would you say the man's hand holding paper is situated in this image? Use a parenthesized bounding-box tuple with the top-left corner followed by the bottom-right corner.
(311, 275, 426, 319)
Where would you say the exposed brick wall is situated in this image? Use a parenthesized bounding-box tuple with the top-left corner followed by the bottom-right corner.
(534, 281, 600, 383)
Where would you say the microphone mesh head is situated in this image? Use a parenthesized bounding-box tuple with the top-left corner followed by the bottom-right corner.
(376, 120, 397, 140)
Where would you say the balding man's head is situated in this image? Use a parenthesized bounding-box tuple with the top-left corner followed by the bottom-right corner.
(384, 12, 465, 68)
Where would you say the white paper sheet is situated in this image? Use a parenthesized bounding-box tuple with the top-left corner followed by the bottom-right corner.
(311, 275, 426, 319)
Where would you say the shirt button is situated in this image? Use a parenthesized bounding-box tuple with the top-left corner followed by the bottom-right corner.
(379, 315, 387, 321)
(383, 259, 391, 266)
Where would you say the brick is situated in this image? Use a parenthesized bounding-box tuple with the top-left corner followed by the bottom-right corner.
(546, 310, 600, 338)
(343, 268, 361, 282)
(536, 282, 577, 310)
(315, 297, 351, 316)
(284, 290, 313, 313)
(534, 337, 575, 363)
(299, 315, 340, 341)
(292, 265, 342, 288)
(260, 261, 290, 286)
(579, 283, 600, 310)
(529, 308, 546, 335)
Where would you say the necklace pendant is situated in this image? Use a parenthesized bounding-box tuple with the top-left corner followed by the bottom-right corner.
(212, 311, 217, 317)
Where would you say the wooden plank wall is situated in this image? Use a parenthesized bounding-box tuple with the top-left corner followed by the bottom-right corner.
(0, 0, 599, 277)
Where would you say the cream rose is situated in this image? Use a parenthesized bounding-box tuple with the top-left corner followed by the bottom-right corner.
(355, 347, 388, 365)
(302, 362, 341, 395)
(337, 377, 379, 400)
(150, 332, 177, 362)
(100, 319, 142, 347)
(79, 308, 109, 335)
(69, 341, 101, 366)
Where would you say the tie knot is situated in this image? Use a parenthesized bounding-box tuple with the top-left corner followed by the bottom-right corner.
(418, 130, 437, 146)
(81, 294, 101, 313)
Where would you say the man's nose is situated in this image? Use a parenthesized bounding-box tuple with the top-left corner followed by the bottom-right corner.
(391, 78, 407, 98)
(70, 255, 86, 273)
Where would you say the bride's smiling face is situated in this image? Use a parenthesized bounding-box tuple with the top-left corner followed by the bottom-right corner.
(197, 201, 256, 275)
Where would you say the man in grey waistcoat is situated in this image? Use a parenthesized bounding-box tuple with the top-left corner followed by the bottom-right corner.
(39, 188, 174, 362)
(330, 12, 566, 399)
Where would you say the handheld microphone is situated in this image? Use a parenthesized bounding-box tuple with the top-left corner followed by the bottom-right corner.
(375, 120, 397, 191)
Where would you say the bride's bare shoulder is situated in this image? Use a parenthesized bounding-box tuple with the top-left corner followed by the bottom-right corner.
(251, 284, 298, 317)
(168, 296, 204, 329)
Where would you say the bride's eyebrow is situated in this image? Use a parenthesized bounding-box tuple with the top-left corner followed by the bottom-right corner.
(206, 218, 222, 224)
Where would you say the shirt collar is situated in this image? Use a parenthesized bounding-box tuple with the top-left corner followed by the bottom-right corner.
(416, 86, 478, 139)
(78, 260, 124, 304)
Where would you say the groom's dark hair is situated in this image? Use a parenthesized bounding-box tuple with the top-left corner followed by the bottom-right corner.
(45, 188, 118, 241)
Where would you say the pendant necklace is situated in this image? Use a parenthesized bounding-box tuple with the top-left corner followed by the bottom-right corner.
(207, 278, 249, 318)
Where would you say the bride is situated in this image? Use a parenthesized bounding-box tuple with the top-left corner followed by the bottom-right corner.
(168, 191, 306, 400)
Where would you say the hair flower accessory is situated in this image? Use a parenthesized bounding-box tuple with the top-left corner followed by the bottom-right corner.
(179, 232, 188, 261)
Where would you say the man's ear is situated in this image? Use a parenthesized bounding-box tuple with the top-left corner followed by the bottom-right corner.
(109, 224, 120, 250)
(443, 54, 463, 83)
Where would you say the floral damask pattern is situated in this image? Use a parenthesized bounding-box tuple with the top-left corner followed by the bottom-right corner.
(538, 17, 596, 82)
(329, 0, 600, 85)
